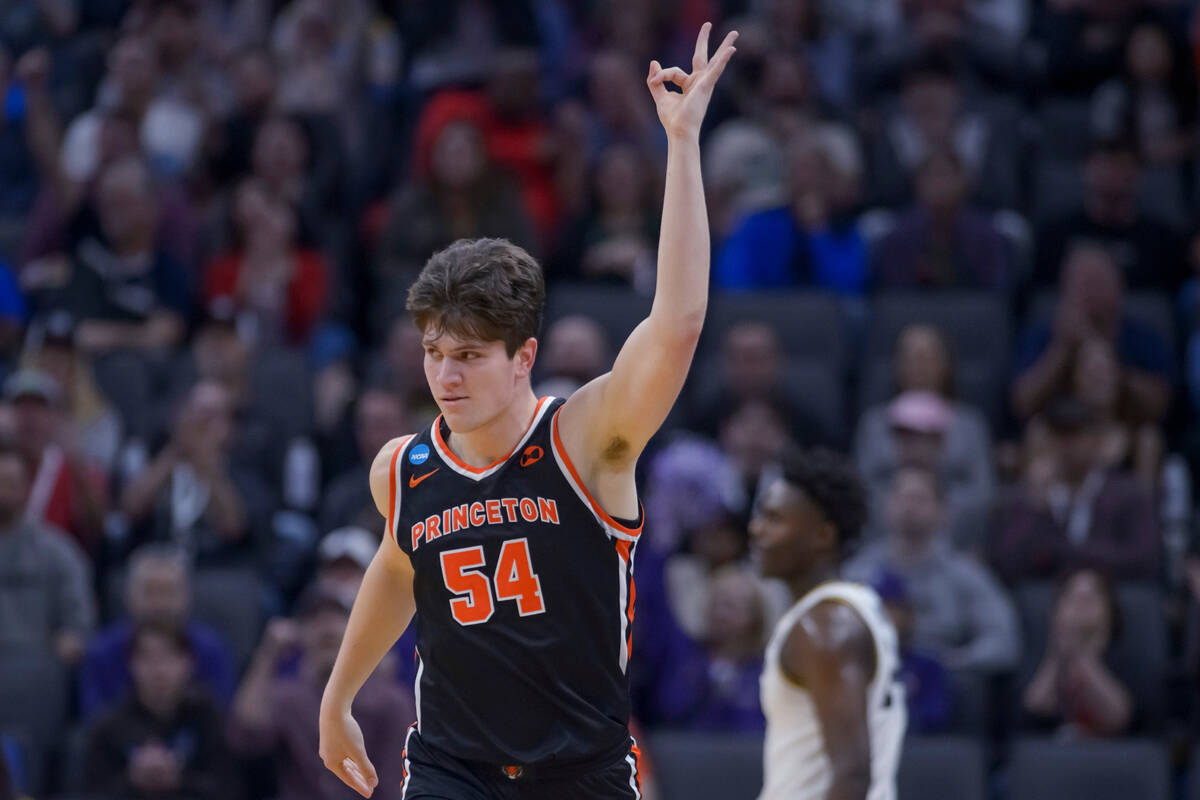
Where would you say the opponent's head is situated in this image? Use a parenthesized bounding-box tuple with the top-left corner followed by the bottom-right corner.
(406, 238, 544, 432)
(750, 447, 867, 581)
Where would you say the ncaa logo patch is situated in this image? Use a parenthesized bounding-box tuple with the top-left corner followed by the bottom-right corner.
(408, 444, 431, 465)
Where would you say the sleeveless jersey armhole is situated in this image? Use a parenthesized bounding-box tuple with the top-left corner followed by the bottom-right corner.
(386, 434, 416, 545)
(549, 406, 644, 541)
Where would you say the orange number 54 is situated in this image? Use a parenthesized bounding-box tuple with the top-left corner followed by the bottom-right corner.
(440, 539, 546, 626)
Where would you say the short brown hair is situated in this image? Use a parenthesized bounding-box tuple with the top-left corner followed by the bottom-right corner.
(406, 238, 545, 357)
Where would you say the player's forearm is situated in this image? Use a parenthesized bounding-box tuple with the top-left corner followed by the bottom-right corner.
(827, 766, 871, 800)
(649, 135, 708, 338)
(320, 551, 415, 715)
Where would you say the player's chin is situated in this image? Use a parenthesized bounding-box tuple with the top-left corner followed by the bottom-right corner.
(750, 546, 777, 577)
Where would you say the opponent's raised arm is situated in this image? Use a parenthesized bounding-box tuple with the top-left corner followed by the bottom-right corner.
(560, 23, 736, 465)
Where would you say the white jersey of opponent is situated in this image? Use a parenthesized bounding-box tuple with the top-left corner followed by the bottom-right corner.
(759, 581, 907, 800)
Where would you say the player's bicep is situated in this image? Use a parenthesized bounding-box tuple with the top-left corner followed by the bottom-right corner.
(565, 316, 700, 463)
(785, 603, 875, 788)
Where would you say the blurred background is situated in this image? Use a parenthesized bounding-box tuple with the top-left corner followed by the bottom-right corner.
(1, 0, 1200, 798)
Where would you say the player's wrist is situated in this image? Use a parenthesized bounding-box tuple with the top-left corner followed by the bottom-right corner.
(665, 129, 701, 149)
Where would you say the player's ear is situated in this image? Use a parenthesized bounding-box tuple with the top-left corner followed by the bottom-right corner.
(513, 337, 538, 378)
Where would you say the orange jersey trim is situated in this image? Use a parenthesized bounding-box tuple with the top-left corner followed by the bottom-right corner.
(551, 408, 643, 537)
(432, 397, 553, 474)
(386, 435, 414, 543)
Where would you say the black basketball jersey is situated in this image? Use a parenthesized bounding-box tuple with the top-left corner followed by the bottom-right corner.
(386, 396, 642, 765)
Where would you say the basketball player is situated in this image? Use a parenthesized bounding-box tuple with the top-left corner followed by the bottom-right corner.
(317, 24, 737, 800)
(750, 448, 906, 800)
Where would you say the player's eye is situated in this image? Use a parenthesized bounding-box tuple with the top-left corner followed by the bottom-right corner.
(460, 352, 479, 360)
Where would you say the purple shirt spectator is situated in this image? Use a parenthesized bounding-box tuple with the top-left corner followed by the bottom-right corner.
(80, 620, 235, 719)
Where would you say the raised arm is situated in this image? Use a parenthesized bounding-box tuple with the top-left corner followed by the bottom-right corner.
(559, 24, 736, 474)
(319, 436, 417, 798)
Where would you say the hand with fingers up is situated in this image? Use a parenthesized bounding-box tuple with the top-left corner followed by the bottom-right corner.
(646, 22, 737, 142)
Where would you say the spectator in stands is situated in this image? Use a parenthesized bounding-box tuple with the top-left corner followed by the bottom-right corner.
(862, 54, 1019, 210)
(34, 156, 192, 355)
(1069, 336, 1163, 486)
(533, 315, 610, 399)
(161, 299, 290, 501)
(856, 382, 994, 549)
(59, 34, 204, 185)
(690, 321, 834, 446)
(0, 440, 94, 663)
(79, 543, 235, 719)
(311, 525, 420, 687)
(702, 119, 787, 243)
(320, 388, 406, 534)
(553, 144, 658, 290)
(1091, 18, 1197, 171)
(203, 177, 329, 347)
(873, 571, 952, 734)
(208, 46, 278, 189)
(229, 582, 413, 800)
(250, 114, 341, 251)
(1034, 0, 1143, 96)
(715, 124, 868, 293)
(0, 44, 41, 224)
(480, 48, 562, 244)
(856, 0, 1026, 97)
(119, 380, 273, 570)
(83, 621, 235, 800)
(583, 49, 666, 161)
(374, 117, 536, 308)
(4, 368, 107, 553)
(1036, 137, 1184, 291)
(369, 315, 438, 428)
(271, 0, 360, 117)
(1023, 568, 1132, 736)
(718, 395, 796, 518)
(872, 149, 1013, 291)
(0, 258, 23, 371)
(992, 396, 1160, 583)
(650, 566, 767, 732)
(1013, 243, 1172, 423)
(22, 311, 121, 470)
(644, 436, 745, 557)
(844, 465, 1020, 672)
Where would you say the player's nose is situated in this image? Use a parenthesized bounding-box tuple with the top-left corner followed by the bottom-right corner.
(437, 360, 463, 387)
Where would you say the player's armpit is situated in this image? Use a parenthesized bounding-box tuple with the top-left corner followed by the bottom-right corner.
(783, 601, 876, 800)
(558, 316, 701, 478)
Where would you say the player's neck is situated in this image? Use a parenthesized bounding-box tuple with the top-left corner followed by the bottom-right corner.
(787, 560, 839, 602)
(447, 389, 540, 467)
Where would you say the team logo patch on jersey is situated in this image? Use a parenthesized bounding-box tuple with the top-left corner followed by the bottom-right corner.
(409, 444, 431, 465)
(520, 445, 544, 467)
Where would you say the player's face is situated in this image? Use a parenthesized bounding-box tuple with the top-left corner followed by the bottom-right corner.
(422, 329, 536, 432)
(749, 479, 833, 580)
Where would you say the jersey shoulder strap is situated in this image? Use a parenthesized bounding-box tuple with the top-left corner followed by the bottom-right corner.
(385, 433, 419, 545)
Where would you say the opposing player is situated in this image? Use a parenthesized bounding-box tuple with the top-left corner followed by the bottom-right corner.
(317, 23, 737, 800)
(750, 448, 907, 800)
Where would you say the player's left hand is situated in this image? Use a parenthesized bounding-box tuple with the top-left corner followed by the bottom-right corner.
(646, 22, 737, 141)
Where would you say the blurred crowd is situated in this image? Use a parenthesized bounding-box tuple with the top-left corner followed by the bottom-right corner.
(3, 0, 1200, 798)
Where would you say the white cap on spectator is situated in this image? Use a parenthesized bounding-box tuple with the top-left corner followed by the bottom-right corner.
(318, 527, 376, 571)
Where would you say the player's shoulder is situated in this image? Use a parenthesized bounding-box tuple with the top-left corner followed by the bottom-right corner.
(369, 434, 417, 510)
(783, 599, 876, 682)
